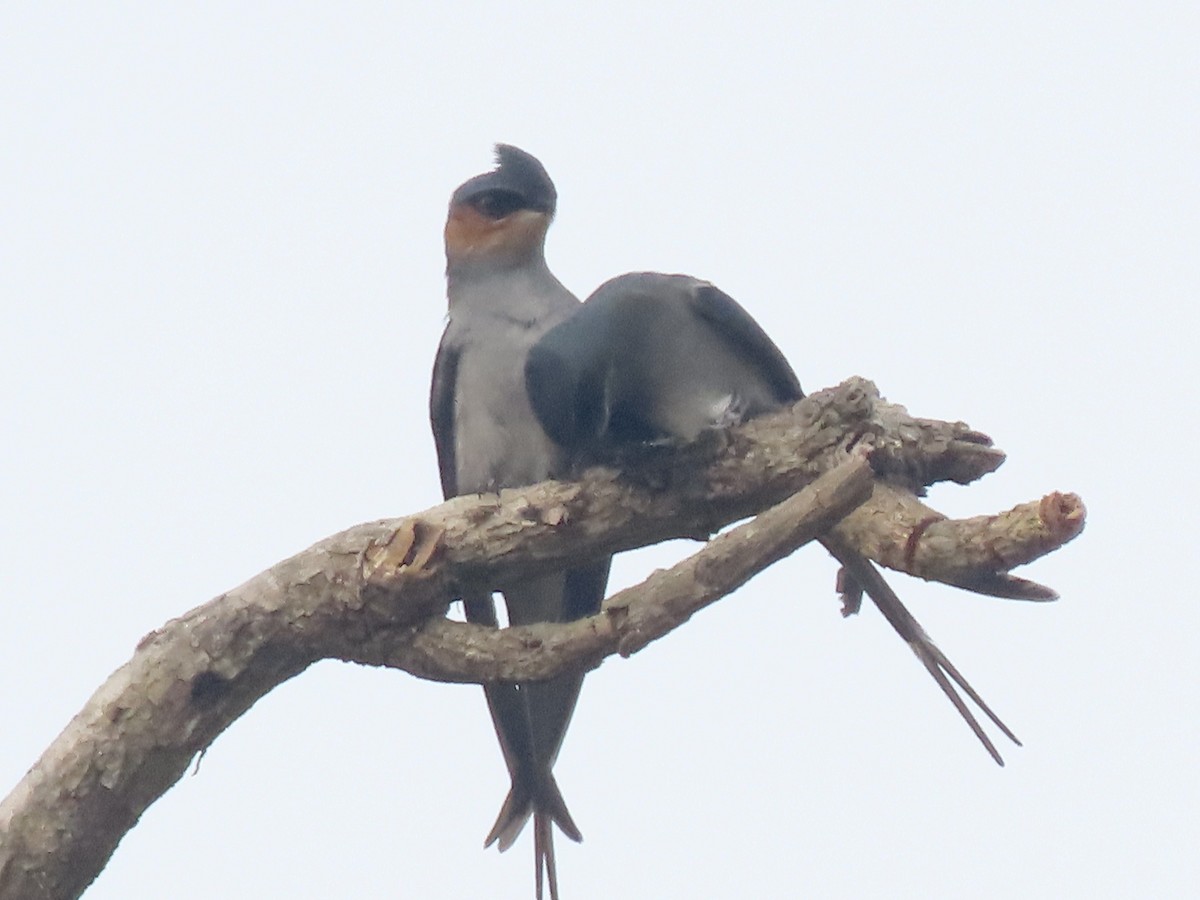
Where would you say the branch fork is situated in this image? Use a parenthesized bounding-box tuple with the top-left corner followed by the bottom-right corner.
(0, 379, 1085, 900)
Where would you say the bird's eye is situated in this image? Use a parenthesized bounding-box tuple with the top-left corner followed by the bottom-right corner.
(471, 190, 526, 220)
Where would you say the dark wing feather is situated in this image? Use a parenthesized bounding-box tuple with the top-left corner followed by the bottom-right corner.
(526, 333, 615, 452)
(524, 339, 579, 449)
(688, 282, 804, 402)
(430, 335, 460, 499)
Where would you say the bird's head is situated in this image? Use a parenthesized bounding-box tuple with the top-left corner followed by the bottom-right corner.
(445, 144, 558, 274)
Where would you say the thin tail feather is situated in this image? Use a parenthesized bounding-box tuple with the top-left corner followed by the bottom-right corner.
(485, 783, 531, 850)
(821, 535, 1021, 762)
(535, 812, 559, 900)
(538, 772, 583, 843)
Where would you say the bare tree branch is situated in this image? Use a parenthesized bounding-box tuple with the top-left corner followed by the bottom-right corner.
(0, 379, 1085, 900)
(833, 484, 1084, 600)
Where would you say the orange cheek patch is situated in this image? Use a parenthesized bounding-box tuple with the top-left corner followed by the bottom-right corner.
(445, 207, 550, 262)
(444, 205, 505, 256)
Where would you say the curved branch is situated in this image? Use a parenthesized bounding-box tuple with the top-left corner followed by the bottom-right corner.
(375, 455, 876, 682)
(0, 457, 872, 900)
(0, 380, 1086, 899)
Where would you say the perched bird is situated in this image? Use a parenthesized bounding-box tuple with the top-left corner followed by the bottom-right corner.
(526, 271, 1020, 763)
(429, 145, 610, 900)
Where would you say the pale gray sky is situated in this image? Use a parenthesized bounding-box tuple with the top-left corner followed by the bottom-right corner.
(2, 3, 1197, 898)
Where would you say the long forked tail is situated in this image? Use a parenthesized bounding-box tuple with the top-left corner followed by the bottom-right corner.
(484, 774, 582, 900)
(484, 770, 582, 850)
(821, 534, 1021, 763)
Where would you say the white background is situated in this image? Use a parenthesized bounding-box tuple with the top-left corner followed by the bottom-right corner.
(2, 3, 1196, 898)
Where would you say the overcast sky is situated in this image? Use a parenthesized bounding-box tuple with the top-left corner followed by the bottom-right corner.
(2, 3, 1197, 898)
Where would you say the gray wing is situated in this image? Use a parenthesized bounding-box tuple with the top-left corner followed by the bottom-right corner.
(525, 334, 613, 451)
(687, 281, 804, 403)
(430, 333, 460, 499)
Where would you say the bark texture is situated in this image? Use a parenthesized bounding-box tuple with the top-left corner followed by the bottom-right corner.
(0, 379, 1085, 900)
